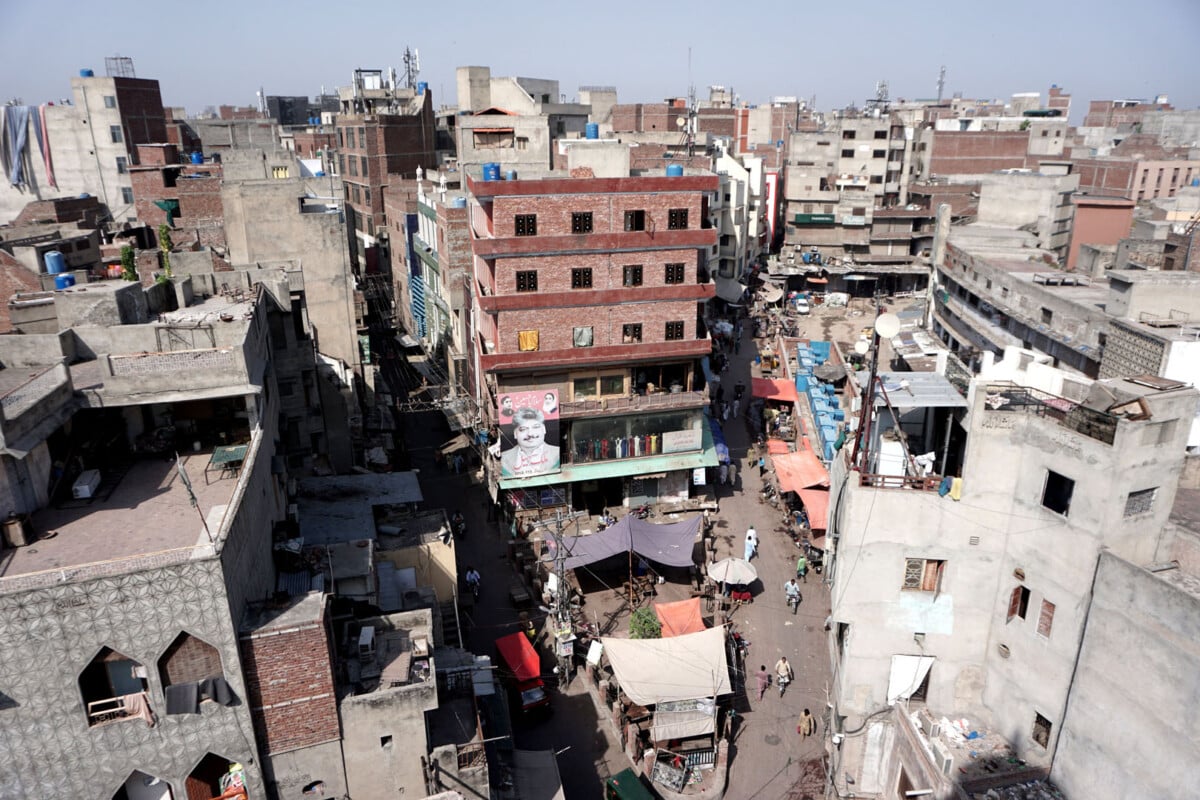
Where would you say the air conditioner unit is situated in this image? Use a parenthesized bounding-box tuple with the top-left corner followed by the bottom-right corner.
(931, 739, 954, 777)
(920, 715, 941, 740)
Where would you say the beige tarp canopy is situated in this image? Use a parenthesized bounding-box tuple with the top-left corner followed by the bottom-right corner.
(601, 626, 732, 706)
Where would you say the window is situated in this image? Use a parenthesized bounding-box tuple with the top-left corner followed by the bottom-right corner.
(515, 214, 537, 236)
(841, 149, 854, 158)
(902, 558, 945, 592)
(109, 125, 123, 143)
(873, 150, 886, 159)
(842, 130, 856, 139)
(516, 136, 529, 150)
(622, 323, 642, 343)
(360, 156, 367, 176)
(1036, 600, 1055, 638)
(574, 377, 598, 398)
(870, 175, 883, 184)
(357, 126, 365, 146)
(573, 326, 594, 347)
(1124, 487, 1158, 516)
(517, 330, 539, 351)
(381, 735, 394, 748)
(363, 187, 371, 203)
(571, 267, 593, 289)
(600, 374, 625, 395)
(349, 158, 357, 176)
(874, 129, 887, 139)
(79, 647, 150, 727)
(571, 212, 593, 233)
(158, 632, 225, 707)
(668, 208, 689, 230)
(664, 263, 685, 284)
(1032, 713, 1052, 749)
(352, 185, 361, 203)
(115, 157, 127, 174)
(1006, 585, 1031, 622)
(1041, 307, 1053, 325)
(272, 166, 290, 179)
(665, 321, 684, 340)
(1041, 470, 1074, 516)
(103, 95, 116, 109)
(120, 187, 134, 205)
(624, 210, 646, 231)
(515, 270, 538, 292)
(623, 264, 643, 286)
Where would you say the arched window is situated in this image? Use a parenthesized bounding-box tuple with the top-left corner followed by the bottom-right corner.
(78, 646, 153, 727)
(114, 770, 173, 800)
(186, 754, 246, 800)
(158, 632, 233, 715)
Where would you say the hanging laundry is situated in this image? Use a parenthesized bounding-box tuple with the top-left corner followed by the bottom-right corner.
(3, 106, 32, 187)
(37, 106, 55, 188)
(938, 476, 953, 497)
(949, 477, 963, 501)
(164, 681, 200, 715)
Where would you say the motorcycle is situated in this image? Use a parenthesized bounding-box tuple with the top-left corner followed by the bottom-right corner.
(633, 503, 653, 519)
(786, 592, 800, 614)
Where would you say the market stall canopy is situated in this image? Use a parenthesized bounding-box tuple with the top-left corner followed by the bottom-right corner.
(766, 439, 790, 455)
(797, 488, 830, 530)
(652, 697, 717, 741)
(708, 416, 730, 465)
(707, 557, 758, 585)
(601, 626, 732, 705)
(813, 363, 846, 382)
(806, 276, 829, 285)
(772, 448, 830, 493)
(715, 277, 747, 304)
(760, 284, 785, 303)
(654, 598, 707, 638)
(496, 632, 541, 683)
(551, 515, 702, 570)
(752, 378, 800, 404)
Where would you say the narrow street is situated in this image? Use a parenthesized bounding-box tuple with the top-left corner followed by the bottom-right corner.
(392, 307, 835, 799)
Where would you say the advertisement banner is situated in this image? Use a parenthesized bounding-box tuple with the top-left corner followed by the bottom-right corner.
(498, 389, 561, 479)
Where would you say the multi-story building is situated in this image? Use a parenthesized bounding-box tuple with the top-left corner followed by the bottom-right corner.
(0, 66, 166, 225)
(1082, 95, 1174, 130)
(1071, 134, 1200, 201)
(824, 352, 1197, 798)
(466, 147, 720, 511)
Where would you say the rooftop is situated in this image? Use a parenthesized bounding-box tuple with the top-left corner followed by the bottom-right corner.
(296, 472, 424, 545)
(0, 449, 243, 592)
(241, 589, 326, 633)
(858, 371, 968, 409)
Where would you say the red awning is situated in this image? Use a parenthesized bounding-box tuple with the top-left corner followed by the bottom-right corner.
(766, 439, 790, 455)
(654, 598, 708, 637)
(496, 632, 541, 682)
(772, 449, 830, 493)
(752, 378, 800, 404)
(797, 488, 830, 530)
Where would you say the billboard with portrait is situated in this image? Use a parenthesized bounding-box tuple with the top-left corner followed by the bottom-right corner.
(497, 389, 561, 479)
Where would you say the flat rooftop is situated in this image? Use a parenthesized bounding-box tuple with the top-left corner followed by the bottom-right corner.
(296, 472, 424, 545)
(857, 370, 968, 409)
(0, 450, 241, 592)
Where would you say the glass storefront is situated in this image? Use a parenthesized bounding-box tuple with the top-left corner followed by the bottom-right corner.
(568, 412, 701, 464)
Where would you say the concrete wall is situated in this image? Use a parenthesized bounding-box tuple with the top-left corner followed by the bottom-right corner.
(457, 115, 552, 171)
(1105, 271, 1200, 321)
(1051, 553, 1200, 800)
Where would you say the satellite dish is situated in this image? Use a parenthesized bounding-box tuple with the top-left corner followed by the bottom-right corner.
(854, 340, 870, 355)
(875, 313, 901, 339)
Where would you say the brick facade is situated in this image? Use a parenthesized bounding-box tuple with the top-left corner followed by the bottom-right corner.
(928, 131, 1030, 176)
(160, 632, 225, 685)
(240, 608, 341, 754)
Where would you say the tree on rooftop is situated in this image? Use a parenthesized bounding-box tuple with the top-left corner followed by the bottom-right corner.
(119, 246, 138, 282)
(157, 224, 173, 282)
(629, 607, 661, 640)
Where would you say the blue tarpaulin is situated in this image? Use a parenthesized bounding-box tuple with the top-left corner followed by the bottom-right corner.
(708, 415, 730, 464)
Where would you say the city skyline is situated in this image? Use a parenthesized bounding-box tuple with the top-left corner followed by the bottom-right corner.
(8, 0, 1200, 122)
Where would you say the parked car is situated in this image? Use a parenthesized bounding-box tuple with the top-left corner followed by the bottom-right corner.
(794, 296, 811, 315)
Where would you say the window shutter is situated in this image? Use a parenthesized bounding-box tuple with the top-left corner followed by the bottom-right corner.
(1007, 586, 1022, 623)
(1037, 599, 1055, 638)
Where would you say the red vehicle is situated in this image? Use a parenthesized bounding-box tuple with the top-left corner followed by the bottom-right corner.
(495, 632, 550, 714)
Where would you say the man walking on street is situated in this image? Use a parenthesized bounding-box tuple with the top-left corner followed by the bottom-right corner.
(728, 461, 738, 490)
(775, 656, 794, 697)
(756, 665, 770, 701)
(744, 526, 759, 561)
(798, 708, 817, 738)
(796, 553, 808, 583)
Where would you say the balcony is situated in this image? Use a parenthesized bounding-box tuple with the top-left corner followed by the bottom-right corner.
(558, 388, 708, 418)
(471, 203, 493, 238)
(981, 382, 1117, 445)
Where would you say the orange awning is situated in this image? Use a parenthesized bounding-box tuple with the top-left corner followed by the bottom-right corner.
(772, 449, 830, 493)
(654, 598, 707, 637)
(797, 488, 830, 530)
(806, 277, 829, 284)
(766, 439, 790, 454)
(752, 378, 799, 404)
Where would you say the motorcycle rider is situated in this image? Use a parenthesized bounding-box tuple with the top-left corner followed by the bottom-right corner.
(784, 578, 801, 614)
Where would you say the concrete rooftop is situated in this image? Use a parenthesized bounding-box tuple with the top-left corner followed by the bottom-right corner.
(296, 472, 425, 545)
(0, 451, 239, 589)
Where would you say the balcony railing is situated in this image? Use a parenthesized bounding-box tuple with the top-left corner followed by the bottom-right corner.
(858, 474, 943, 491)
(981, 383, 1117, 445)
(558, 389, 707, 417)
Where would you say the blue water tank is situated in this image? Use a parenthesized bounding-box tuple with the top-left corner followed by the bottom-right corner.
(44, 251, 66, 275)
(505, 170, 518, 181)
(1193, 178, 1200, 187)
(79, 69, 94, 78)
(417, 81, 429, 95)
(190, 152, 204, 165)
(585, 122, 600, 140)
(666, 164, 685, 177)
(55, 274, 76, 290)
(802, 252, 811, 264)
(450, 197, 468, 209)
(482, 162, 501, 181)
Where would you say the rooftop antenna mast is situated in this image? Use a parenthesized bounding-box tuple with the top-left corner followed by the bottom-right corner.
(401, 46, 421, 90)
(937, 65, 946, 104)
(685, 48, 698, 157)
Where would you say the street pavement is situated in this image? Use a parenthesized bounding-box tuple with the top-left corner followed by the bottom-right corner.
(396, 309, 833, 799)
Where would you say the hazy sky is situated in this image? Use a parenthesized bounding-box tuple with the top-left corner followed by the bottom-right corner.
(7, 0, 1199, 123)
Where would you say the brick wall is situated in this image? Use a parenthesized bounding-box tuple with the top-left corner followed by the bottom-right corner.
(240, 614, 340, 753)
(160, 632, 224, 685)
(928, 131, 1030, 176)
(114, 78, 167, 160)
(490, 191, 703, 238)
(293, 131, 336, 159)
(498, 296, 702, 353)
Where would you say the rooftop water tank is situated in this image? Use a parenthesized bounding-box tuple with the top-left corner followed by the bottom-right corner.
(450, 197, 468, 209)
(505, 170, 518, 181)
(79, 69, 94, 78)
(190, 152, 204, 165)
(585, 122, 600, 140)
(55, 274, 76, 291)
(44, 251, 65, 275)
(482, 162, 501, 182)
(417, 81, 429, 95)
(666, 164, 685, 177)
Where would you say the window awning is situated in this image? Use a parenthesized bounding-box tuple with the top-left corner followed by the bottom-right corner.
(887, 655, 934, 705)
(715, 277, 747, 304)
(752, 378, 799, 404)
(772, 448, 830, 493)
(797, 488, 830, 530)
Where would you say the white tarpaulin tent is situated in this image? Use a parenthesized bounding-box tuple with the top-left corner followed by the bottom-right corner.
(601, 626, 732, 706)
(887, 655, 935, 705)
(651, 697, 717, 741)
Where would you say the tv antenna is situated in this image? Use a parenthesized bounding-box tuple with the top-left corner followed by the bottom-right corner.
(937, 65, 946, 104)
(401, 46, 421, 90)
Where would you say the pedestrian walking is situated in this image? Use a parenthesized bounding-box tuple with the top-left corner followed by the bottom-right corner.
(744, 526, 758, 561)
(734, 381, 746, 401)
(722, 401, 731, 421)
(758, 456, 767, 478)
(718, 463, 729, 486)
(774, 657, 794, 697)
(728, 461, 739, 490)
(756, 665, 770, 701)
(796, 554, 808, 583)
(798, 708, 816, 738)
(732, 397, 741, 417)
(715, 385, 725, 404)
(734, 336, 741, 355)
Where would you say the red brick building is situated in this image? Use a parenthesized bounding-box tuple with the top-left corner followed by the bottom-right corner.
(468, 171, 721, 511)
(129, 144, 227, 249)
(1066, 195, 1135, 271)
(1083, 97, 1173, 129)
(927, 131, 1031, 176)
